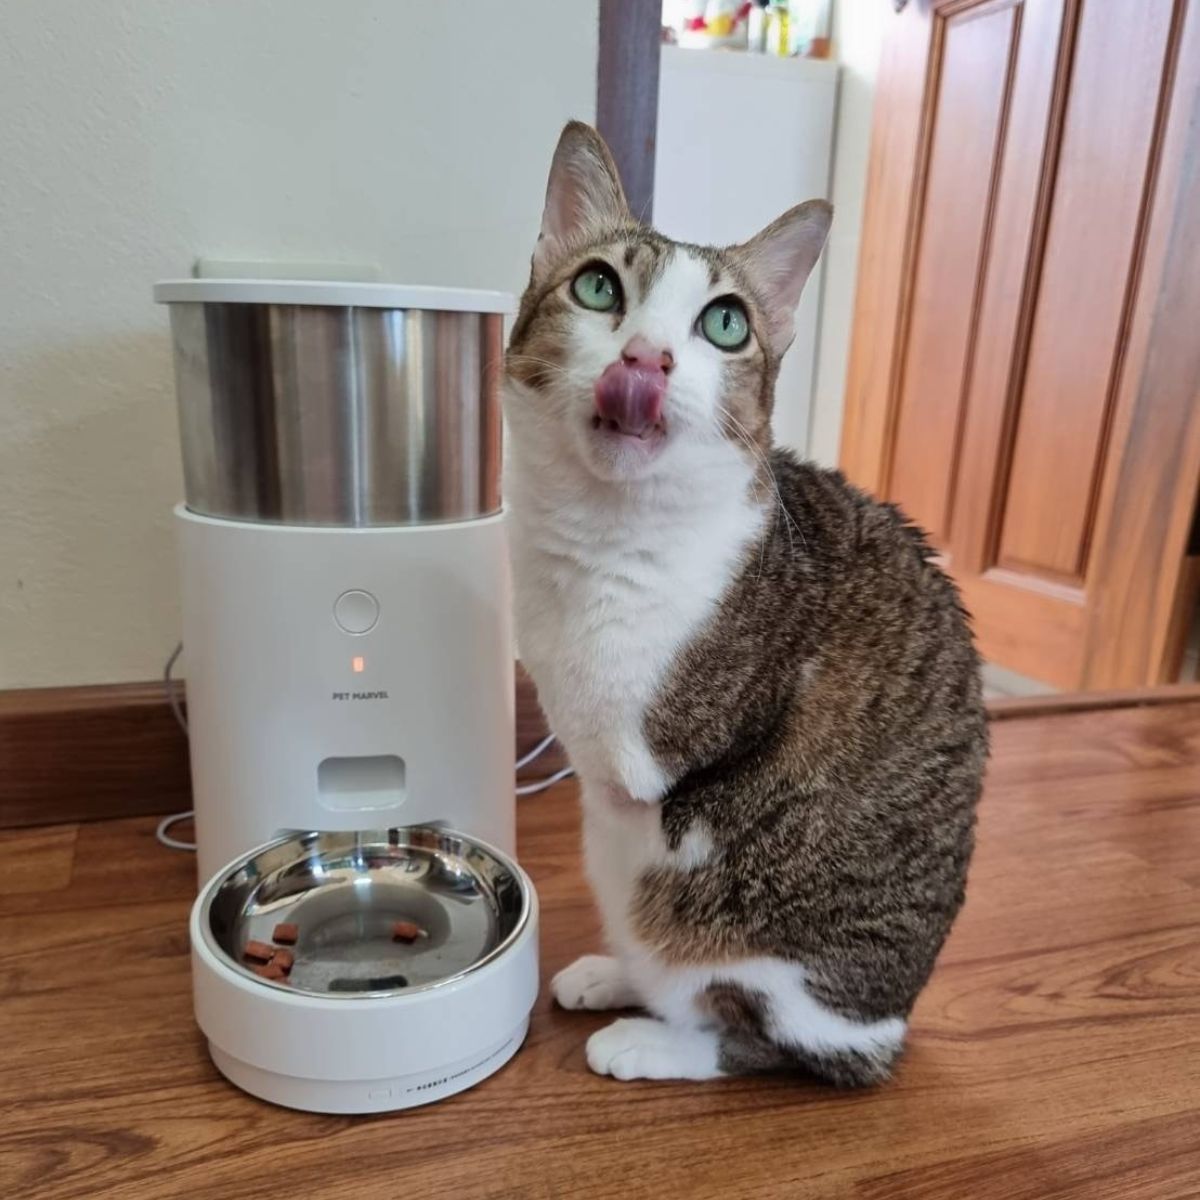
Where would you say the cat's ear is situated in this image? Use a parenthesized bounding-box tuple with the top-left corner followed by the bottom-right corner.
(533, 121, 630, 279)
(734, 200, 833, 355)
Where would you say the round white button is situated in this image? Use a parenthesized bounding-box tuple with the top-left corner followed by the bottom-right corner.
(333, 589, 379, 635)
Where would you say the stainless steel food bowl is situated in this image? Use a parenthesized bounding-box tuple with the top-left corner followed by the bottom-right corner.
(197, 827, 531, 1000)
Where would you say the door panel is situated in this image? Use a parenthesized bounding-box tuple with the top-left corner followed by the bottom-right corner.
(996, 0, 1178, 580)
(950, 0, 1065, 576)
(840, 0, 1200, 689)
(887, 2, 1018, 542)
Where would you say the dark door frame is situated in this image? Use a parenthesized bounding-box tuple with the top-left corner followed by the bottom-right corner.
(596, 0, 662, 221)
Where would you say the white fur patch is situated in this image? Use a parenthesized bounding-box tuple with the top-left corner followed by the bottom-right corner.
(552, 954, 641, 1011)
(505, 419, 761, 806)
(570, 950, 906, 1081)
(625, 948, 907, 1058)
(587, 1017, 723, 1081)
(579, 788, 670, 953)
(673, 823, 715, 870)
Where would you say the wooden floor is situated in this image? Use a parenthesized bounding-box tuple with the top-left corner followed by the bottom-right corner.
(2, 699, 1199, 1200)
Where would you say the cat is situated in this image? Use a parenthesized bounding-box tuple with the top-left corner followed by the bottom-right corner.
(503, 121, 987, 1086)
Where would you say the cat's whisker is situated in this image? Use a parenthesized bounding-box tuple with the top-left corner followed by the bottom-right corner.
(715, 413, 768, 499)
(716, 413, 776, 579)
(745, 434, 798, 560)
(506, 353, 574, 382)
(729, 412, 807, 556)
(718, 409, 805, 558)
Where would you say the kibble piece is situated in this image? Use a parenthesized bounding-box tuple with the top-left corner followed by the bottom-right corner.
(272, 923, 299, 945)
(391, 920, 423, 943)
(272, 948, 295, 973)
(253, 960, 286, 980)
(243, 940, 275, 963)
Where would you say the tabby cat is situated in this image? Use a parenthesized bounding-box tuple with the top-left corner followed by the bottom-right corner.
(503, 122, 987, 1086)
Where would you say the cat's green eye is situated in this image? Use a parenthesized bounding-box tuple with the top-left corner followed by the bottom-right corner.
(700, 299, 750, 351)
(571, 265, 621, 312)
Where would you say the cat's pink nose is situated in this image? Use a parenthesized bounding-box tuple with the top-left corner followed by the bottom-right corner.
(621, 335, 674, 374)
(594, 355, 667, 438)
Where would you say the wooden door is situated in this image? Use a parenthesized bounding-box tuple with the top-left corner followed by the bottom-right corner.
(840, 0, 1200, 690)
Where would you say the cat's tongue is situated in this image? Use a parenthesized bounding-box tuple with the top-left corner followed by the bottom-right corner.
(593, 361, 666, 438)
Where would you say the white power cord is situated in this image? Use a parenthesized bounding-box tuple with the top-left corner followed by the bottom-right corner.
(163, 641, 188, 736)
(515, 730, 576, 794)
(516, 733, 556, 771)
(516, 766, 576, 796)
(156, 810, 197, 852)
(157, 642, 197, 851)
(154, 643, 575, 851)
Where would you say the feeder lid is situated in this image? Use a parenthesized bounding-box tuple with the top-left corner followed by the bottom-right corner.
(153, 279, 516, 314)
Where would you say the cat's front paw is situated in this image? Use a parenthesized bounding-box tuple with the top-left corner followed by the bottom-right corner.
(551, 954, 640, 1010)
(585, 1017, 723, 1081)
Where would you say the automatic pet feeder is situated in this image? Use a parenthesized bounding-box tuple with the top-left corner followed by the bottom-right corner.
(154, 279, 538, 1114)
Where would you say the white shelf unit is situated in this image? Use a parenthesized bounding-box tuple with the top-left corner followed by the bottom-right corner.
(653, 46, 839, 456)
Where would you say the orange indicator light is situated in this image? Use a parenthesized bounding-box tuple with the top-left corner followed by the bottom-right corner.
(352, 656, 365, 673)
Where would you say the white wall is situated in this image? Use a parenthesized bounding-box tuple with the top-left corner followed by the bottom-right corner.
(808, 0, 887, 467)
(0, 0, 598, 689)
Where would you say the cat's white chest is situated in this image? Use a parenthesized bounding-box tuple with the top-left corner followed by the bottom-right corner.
(509, 481, 761, 802)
